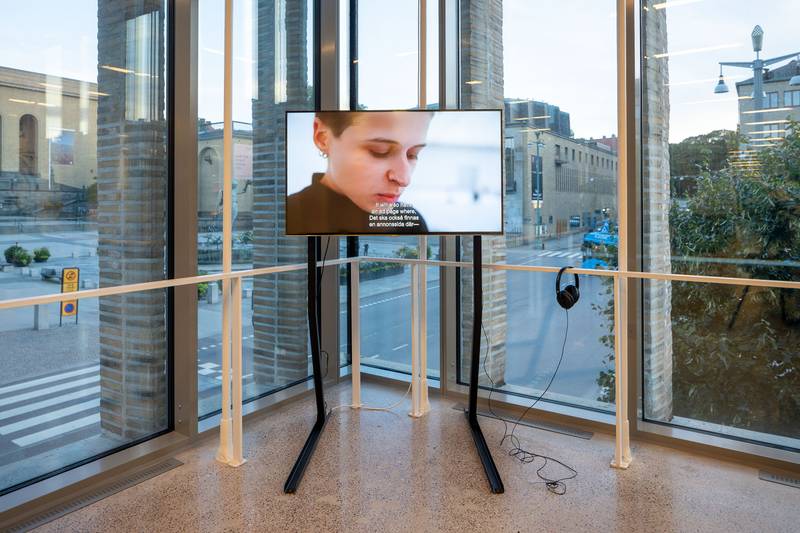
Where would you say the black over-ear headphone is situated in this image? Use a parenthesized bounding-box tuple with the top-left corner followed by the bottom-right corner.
(555, 266, 580, 310)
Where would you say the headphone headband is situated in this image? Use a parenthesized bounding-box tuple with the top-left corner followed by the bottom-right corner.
(555, 266, 579, 293)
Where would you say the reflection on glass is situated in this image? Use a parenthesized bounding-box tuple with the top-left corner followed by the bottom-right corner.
(356, 0, 419, 109)
(350, 236, 440, 378)
(354, 1, 440, 378)
(461, 269, 614, 411)
(197, 0, 314, 418)
(457, 0, 618, 410)
(0, 289, 169, 495)
(0, 1, 169, 494)
(641, 0, 800, 449)
(646, 281, 800, 449)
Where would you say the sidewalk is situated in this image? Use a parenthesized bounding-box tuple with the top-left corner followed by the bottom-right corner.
(0, 323, 99, 385)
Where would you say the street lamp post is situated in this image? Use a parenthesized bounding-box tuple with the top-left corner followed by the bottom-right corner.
(715, 25, 800, 147)
(528, 132, 545, 245)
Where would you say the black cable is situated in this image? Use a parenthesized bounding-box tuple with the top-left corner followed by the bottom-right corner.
(482, 310, 578, 495)
(315, 238, 332, 400)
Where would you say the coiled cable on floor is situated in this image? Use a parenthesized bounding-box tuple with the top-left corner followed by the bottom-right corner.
(482, 311, 578, 495)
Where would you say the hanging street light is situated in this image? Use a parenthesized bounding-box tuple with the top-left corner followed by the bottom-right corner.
(714, 26, 800, 148)
(714, 66, 729, 94)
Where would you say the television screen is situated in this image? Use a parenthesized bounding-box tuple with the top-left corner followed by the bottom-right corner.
(285, 109, 503, 236)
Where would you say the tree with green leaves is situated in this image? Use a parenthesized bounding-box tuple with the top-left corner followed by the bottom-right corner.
(597, 124, 800, 439)
(669, 129, 742, 177)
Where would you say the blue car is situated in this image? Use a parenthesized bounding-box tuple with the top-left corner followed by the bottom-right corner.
(581, 221, 618, 269)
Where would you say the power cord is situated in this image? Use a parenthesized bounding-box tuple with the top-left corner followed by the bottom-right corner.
(316, 238, 331, 410)
(481, 310, 578, 495)
(320, 237, 414, 415)
(327, 380, 413, 415)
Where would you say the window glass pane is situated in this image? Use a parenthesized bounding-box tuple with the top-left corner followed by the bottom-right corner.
(645, 280, 800, 450)
(353, 237, 440, 378)
(641, 0, 800, 449)
(0, 291, 170, 494)
(457, 0, 617, 411)
(197, 0, 313, 418)
(356, 0, 418, 109)
(0, 0, 170, 494)
(354, 2, 440, 379)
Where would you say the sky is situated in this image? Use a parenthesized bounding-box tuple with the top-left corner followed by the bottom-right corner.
(655, 0, 799, 142)
(0, 0, 797, 143)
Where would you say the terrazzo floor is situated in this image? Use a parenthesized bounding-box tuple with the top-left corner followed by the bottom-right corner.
(36, 380, 798, 532)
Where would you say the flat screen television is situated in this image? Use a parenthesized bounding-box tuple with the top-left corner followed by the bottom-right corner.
(285, 109, 503, 236)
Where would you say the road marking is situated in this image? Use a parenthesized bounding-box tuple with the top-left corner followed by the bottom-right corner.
(392, 343, 409, 351)
(5, 376, 100, 404)
(360, 293, 410, 309)
(0, 386, 101, 421)
(359, 284, 440, 309)
(0, 399, 99, 435)
(13, 414, 101, 447)
(0, 366, 99, 396)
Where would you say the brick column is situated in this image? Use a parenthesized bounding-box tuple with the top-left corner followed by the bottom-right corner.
(459, 0, 509, 386)
(641, 1, 673, 420)
(250, 0, 311, 387)
(97, 0, 168, 439)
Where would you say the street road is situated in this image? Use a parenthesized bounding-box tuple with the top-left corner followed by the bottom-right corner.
(0, 230, 613, 479)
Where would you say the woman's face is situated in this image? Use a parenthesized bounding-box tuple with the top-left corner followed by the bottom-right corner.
(314, 112, 431, 213)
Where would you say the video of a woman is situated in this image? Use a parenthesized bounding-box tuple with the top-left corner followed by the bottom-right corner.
(285, 110, 502, 236)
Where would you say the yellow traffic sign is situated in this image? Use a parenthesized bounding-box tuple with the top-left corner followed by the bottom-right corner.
(60, 267, 80, 323)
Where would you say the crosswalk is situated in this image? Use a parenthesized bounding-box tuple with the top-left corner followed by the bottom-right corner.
(0, 361, 253, 456)
(527, 250, 582, 259)
(0, 364, 102, 450)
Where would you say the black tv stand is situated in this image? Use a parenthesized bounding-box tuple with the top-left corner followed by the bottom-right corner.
(466, 235, 504, 493)
(285, 235, 503, 494)
(284, 237, 327, 493)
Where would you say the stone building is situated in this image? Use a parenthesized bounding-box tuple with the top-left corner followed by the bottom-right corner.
(0, 66, 98, 220)
(0, 66, 98, 187)
(503, 107, 618, 242)
(197, 119, 254, 227)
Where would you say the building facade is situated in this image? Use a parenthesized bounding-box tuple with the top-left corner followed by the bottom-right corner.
(504, 98, 571, 137)
(197, 119, 253, 228)
(503, 100, 618, 242)
(0, 66, 98, 187)
(0, 67, 98, 221)
(736, 59, 800, 144)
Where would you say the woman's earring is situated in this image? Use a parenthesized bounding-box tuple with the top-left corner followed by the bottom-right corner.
(319, 150, 328, 159)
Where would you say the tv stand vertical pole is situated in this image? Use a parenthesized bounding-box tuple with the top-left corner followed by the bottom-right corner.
(466, 235, 504, 494)
(284, 236, 328, 493)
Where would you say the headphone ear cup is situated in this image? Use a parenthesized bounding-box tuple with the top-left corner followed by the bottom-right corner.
(565, 285, 580, 306)
(556, 289, 574, 310)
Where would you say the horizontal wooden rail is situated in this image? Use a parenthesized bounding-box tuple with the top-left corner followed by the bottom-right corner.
(1, 255, 798, 311)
